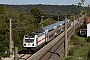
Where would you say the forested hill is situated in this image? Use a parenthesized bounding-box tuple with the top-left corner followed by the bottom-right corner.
(3, 4, 81, 14)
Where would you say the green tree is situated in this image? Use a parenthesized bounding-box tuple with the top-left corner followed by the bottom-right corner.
(80, 0, 85, 5)
(31, 7, 43, 23)
(77, 2, 82, 7)
(0, 5, 6, 14)
(78, 0, 85, 6)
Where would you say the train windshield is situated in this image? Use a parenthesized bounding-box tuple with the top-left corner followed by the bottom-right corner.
(25, 39, 34, 43)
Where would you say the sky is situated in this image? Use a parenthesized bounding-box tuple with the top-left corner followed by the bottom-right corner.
(0, 0, 90, 6)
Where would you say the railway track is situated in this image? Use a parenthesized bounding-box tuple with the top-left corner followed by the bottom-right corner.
(40, 19, 80, 60)
(38, 22, 76, 60)
(18, 16, 84, 60)
(19, 54, 33, 60)
(22, 23, 74, 60)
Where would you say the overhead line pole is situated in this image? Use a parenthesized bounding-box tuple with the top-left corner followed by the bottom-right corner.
(58, 15, 59, 22)
(10, 18, 12, 58)
(41, 16, 44, 27)
(73, 14, 75, 35)
(65, 16, 67, 57)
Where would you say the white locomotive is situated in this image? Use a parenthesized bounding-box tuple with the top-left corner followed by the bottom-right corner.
(23, 19, 71, 52)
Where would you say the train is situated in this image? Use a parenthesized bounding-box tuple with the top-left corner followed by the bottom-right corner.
(23, 19, 71, 52)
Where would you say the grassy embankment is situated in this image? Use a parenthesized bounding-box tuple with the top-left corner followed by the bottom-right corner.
(64, 28, 90, 60)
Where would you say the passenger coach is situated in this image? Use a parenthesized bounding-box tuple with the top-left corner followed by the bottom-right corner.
(23, 19, 71, 52)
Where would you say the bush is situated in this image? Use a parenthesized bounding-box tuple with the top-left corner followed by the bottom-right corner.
(86, 37, 90, 43)
(70, 35, 86, 46)
(68, 47, 74, 56)
(65, 56, 74, 60)
(87, 48, 90, 60)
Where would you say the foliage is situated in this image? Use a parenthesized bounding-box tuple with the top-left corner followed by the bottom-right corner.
(3, 4, 85, 15)
(87, 48, 90, 60)
(31, 7, 43, 23)
(78, 0, 85, 6)
(87, 7, 90, 16)
(80, 0, 85, 5)
(0, 5, 6, 14)
(80, 17, 86, 29)
(0, 4, 57, 58)
(39, 18, 56, 27)
(0, 5, 39, 57)
(86, 37, 90, 43)
(66, 25, 90, 60)
(68, 47, 74, 56)
(70, 33, 86, 46)
(64, 56, 74, 60)
(77, 2, 82, 7)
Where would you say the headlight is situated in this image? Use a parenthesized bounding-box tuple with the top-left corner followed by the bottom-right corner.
(32, 44, 34, 46)
(24, 44, 26, 46)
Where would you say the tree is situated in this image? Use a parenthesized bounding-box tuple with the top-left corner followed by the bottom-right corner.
(80, 0, 85, 5)
(0, 5, 5, 14)
(77, 2, 82, 7)
(31, 7, 43, 23)
(88, 3, 90, 7)
(78, 0, 85, 6)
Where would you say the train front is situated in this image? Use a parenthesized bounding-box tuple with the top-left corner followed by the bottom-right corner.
(23, 32, 37, 52)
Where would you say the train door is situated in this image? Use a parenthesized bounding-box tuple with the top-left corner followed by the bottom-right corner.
(45, 30, 48, 43)
(56, 26, 62, 35)
(53, 26, 57, 36)
(62, 23, 65, 31)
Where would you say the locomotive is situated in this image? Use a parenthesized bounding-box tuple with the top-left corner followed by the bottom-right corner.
(23, 19, 71, 52)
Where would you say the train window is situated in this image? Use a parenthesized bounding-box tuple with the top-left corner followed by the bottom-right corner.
(78, 19, 79, 21)
(63, 23, 65, 25)
(80, 29, 87, 37)
(36, 38, 38, 41)
(29, 39, 34, 43)
(48, 29, 54, 32)
(25, 39, 28, 43)
(81, 31, 86, 34)
(25, 39, 34, 43)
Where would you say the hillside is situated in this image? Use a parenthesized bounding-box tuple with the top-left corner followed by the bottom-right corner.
(3, 4, 82, 15)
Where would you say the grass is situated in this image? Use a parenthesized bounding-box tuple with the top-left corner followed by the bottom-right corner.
(64, 29, 90, 60)
(73, 45, 88, 60)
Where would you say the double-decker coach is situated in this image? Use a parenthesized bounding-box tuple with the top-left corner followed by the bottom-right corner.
(23, 19, 71, 52)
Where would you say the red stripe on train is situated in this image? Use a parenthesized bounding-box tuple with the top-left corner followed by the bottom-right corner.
(36, 28, 61, 44)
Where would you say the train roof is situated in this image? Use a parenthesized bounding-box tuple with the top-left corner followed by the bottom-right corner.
(36, 21, 65, 33)
(54, 21, 64, 27)
(42, 21, 65, 31)
(42, 19, 71, 31)
(43, 24, 54, 31)
(62, 19, 71, 22)
(25, 32, 36, 38)
(25, 19, 71, 37)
